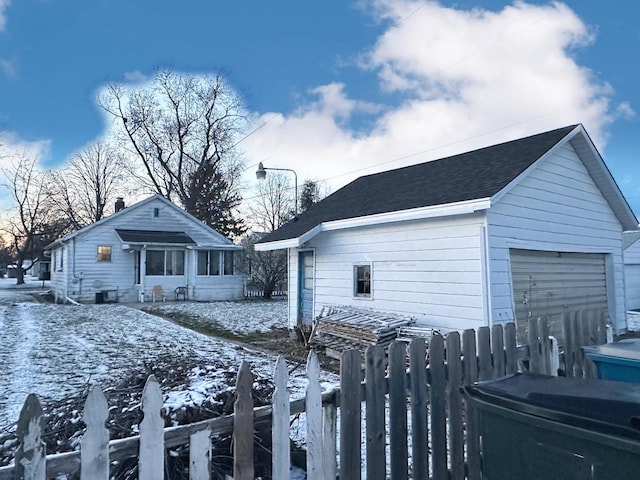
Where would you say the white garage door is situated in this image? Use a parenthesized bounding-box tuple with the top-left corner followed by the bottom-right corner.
(510, 249, 607, 343)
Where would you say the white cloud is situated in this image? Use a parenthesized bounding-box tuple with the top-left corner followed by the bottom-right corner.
(0, 0, 9, 31)
(0, 131, 50, 168)
(243, 0, 625, 192)
(0, 58, 16, 78)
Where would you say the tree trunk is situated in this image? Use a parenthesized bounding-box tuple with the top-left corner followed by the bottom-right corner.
(15, 259, 25, 285)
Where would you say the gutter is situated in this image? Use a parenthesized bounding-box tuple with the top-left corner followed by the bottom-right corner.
(255, 197, 492, 251)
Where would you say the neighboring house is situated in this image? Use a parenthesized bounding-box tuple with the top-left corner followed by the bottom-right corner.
(623, 231, 640, 311)
(256, 125, 639, 339)
(46, 195, 244, 303)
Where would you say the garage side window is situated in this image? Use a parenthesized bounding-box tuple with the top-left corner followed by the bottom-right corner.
(354, 264, 371, 297)
(97, 245, 112, 262)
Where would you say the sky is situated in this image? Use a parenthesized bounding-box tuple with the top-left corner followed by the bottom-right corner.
(0, 0, 639, 216)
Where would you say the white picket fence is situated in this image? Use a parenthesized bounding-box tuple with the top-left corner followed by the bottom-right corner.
(0, 352, 336, 480)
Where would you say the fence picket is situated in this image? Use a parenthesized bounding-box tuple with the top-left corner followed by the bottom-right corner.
(322, 396, 337, 480)
(189, 428, 211, 480)
(365, 345, 386, 480)
(477, 327, 492, 381)
(491, 325, 505, 378)
(81, 386, 109, 480)
(139, 375, 164, 480)
(574, 311, 586, 377)
(563, 312, 575, 377)
(446, 332, 465, 480)
(527, 317, 541, 374)
(463, 328, 481, 480)
(15, 394, 46, 480)
(409, 338, 428, 480)
(272, 356, 290, 480)
(234, 362, 254, 480)
(339, 349, 362, 480)
(504, 322, 517, 375)
(306, 351, 324, 479)
(429, 334, 447, 480)
(388, 341, 408, 480)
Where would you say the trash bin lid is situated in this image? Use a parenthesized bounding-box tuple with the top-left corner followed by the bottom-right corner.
(583, 339, 640, 361)
(465, 373, 640, 438)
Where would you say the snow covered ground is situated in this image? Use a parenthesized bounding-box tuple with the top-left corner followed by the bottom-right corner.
(0, 279, 336, 432)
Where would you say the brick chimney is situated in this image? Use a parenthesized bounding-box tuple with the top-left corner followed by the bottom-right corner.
(115, 197, 125, 213)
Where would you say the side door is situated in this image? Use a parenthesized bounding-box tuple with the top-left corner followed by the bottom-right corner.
(298, 251, 314, 327)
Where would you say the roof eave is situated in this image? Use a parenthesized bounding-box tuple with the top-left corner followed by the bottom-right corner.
(255, 198, 492, 251)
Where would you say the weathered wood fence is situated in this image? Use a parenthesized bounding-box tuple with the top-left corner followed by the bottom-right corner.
(0, 317, 606, 479)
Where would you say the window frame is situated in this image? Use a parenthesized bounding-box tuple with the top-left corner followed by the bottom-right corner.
(145, 249, 185, 276)
(353, 263, 372, 298)
(96, 245, 112, 262)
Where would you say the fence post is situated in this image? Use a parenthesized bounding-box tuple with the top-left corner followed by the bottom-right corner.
(388, 341, 408, 480)
(365, 345, 386, 480)
(447, 332, 465, 480)
(409, 338, 428, 480)
(429, 334, 447, 480)
(15, 394, 46, 480)
(340, 349, 362, 480)
(463, 328, 481, 480)
(234, 361, 254, 480)
(306, 351, 324, 479)
(81, 386, 109, 480)
(139, 375, 164, 480)
(272, 356, 290, 480)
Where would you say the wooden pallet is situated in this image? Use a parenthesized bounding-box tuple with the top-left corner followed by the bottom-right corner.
(310, 306, 413, 358)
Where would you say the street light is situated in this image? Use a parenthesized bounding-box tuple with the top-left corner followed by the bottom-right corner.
(256, 161, 298, 214)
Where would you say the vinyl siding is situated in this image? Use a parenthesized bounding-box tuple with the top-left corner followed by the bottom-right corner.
(487, 143, 626, 331)
(294, 214, 486, 331)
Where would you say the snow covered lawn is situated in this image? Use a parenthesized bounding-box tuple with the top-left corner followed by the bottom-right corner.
(0, 291, 335, 432)
(145, 299, 289, 335)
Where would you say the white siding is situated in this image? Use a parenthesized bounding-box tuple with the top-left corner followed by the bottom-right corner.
(293, 214, 486, 331)
(487, 143, 626, 331)
(624, 239, 640, 311)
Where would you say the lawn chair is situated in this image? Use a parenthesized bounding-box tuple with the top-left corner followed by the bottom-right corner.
(151, 285, 165, 302)
(175, 286, 187, 301)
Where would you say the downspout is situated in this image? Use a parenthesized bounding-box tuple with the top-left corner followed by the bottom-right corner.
(72, 237, 82, 299)
(480, 225, 493, 327)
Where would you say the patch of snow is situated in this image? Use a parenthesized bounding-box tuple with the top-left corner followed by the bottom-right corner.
(0, 293, 337, 431)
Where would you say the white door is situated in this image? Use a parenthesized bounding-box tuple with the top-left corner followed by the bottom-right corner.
(510, 249, 607, 343)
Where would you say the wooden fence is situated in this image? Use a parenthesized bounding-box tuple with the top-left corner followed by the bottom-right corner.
(0, 317, 605, 479)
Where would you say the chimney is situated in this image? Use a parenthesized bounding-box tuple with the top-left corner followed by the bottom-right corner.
(115, 197, 125, 213)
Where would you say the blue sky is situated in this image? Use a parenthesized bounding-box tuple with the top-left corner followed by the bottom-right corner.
(0, 0, 639, 216)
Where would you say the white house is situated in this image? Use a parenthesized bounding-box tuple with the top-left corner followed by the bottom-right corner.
(256, 125, 639, 340)
(46, 195, 244, 303)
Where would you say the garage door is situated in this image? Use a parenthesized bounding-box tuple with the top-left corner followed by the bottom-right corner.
(510, 249, 607, 343)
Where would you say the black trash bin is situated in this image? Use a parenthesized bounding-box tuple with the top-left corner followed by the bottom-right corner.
(461, 373, 640, 480)
(95, 291, 104, 304)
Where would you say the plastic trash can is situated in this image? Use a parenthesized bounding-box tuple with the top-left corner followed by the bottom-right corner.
(583, 339, 640, 383)
(95, 291, 104, 304)
(461, 373, 640, 480)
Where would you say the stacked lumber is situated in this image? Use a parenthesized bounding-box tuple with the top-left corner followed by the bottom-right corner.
(310, 305, 413, 359)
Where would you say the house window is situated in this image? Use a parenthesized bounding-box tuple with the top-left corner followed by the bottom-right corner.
(354, 265, 371, 297)
(197, 250, 235, 276)
(153, 207, 160, 218)
(224, 251, 235, 275)
(197, 250, 221, 276)
(60, 248, 64, 271)
(145, 250, 184, 276)
(97, 245, 112, 262)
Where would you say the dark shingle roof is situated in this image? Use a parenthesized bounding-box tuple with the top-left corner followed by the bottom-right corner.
(259, 125, 577, 244)
(116, 229, 196, 245)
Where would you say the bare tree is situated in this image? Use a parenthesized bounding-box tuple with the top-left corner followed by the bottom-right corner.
(1, 152, 52, 284)
(98, 69, 247, 237)
(241, 172, 294, 298)
(50, 142, 127, 228)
